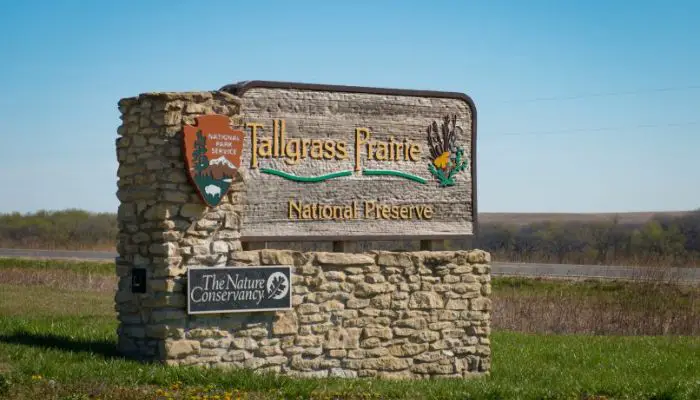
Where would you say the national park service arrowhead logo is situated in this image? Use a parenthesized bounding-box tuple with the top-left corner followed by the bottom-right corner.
(427, 115, 469, 187)
(183, 115, 244, 207)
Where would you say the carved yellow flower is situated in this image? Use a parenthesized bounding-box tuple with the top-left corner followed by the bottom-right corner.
(433, 151, 451, 169)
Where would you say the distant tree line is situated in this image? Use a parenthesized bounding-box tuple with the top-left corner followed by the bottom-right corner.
(474, 210, 700, 267)
(0, 209, 117, 251)
(1, 209, 698, 266)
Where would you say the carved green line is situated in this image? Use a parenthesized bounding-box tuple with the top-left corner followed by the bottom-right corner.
(260, 168, 353, 182)
(362, 169, 427, 184)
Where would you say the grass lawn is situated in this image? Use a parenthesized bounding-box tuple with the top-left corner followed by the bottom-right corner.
(0, 260, 699, 399)
(0, 258, 114, 275)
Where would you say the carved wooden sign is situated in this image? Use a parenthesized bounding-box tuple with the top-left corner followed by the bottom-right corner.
(185, 81, 477, 241)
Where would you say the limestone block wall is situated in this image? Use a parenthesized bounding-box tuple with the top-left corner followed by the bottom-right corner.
(161, 249, 492, 379)
(114, 247, 491, 379)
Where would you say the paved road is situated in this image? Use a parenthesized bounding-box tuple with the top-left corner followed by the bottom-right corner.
(1, 248, 699, 283)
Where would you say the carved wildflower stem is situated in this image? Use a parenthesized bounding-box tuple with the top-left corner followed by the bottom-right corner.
(427, 115, 467, 187)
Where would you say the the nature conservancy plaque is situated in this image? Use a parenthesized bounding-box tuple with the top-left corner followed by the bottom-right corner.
(187, 266, 292, 314)
(185, 81, 477, 241)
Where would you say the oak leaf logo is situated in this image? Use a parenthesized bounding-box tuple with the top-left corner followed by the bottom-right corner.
(266, 272, 289, 300)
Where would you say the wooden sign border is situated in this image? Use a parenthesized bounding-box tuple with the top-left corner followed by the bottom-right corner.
(219, 80, 478, 241)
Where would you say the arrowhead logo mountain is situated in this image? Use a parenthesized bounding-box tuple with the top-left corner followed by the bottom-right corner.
(183, 115, 244, 207)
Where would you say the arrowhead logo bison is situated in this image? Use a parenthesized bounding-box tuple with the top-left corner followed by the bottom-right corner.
(183, 115, 244, 207)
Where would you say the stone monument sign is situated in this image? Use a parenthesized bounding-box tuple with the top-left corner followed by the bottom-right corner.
(114, 81, 490, 379)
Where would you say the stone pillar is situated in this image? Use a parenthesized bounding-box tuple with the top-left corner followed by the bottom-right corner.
(114, 91, 243, 360)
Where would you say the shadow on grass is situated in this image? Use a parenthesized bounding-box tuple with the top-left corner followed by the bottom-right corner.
(0, 332, 123, 359)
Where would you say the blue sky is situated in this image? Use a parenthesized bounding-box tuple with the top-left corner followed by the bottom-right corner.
(0, 0, 698, 213)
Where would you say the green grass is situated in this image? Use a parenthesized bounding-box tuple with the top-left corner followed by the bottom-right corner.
(0, 258, 113, 275)
(1, 282, 700, 399)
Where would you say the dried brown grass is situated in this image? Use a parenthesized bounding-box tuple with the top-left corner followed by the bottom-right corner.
(0, 268, 116, 292)
(493, 292, 700, 335)
(492, 269, 700, 335)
